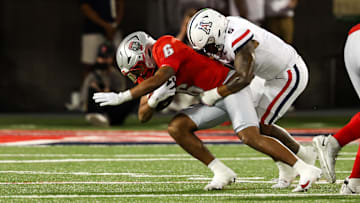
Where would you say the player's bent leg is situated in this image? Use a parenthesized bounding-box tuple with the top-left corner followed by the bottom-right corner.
(168, 114, 236, 190)
(237, 126, 321, 192)
(261, 124, 317, 188)
(260, 123, 300, 153)
(168, 113, 214, 165)
(237, 126, 297, 166)
(238, 126, 297, 189)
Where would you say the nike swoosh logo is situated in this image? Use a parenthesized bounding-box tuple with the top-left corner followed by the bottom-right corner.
(301, 180, 310, 189)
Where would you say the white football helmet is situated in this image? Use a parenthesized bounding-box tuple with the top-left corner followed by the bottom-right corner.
(116, 31, 156, 83)
(187, 8, 228, 53)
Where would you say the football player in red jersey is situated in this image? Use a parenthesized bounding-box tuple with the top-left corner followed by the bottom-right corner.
(313, 23, 360, 194)
(93, 31, 321, 191)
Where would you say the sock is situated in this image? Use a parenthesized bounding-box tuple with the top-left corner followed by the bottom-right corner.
(350, 146, 360, 178)
(333, 112, 360, 147)
(296, 145, 308, 160)
(208, 158, 228, 174)
(292, 159, 308, 174)
(276, 161, 296, 180)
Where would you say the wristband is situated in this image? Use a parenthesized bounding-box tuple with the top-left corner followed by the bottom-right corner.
(202, 88, 222, 105)
(121, 90, 133, 102)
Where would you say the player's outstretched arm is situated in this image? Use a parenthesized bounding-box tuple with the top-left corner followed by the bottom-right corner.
(93, 66, 175, 107)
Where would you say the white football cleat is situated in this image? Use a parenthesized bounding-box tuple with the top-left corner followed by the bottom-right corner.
(340, 177, 360, 194)
(292, 165, 322, 192)
(312, 135, 340, 183)
(204, 169, 237, 191)
(272, 162, 297, 189)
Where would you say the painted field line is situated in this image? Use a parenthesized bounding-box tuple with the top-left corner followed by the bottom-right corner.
(0, 152, 354, 157)
(0, 157, 271, 163)
(0, 171, 203, 178)
(0, 193, 358, 199)
(193, 178, 344, 185)
(0, 154, 191, 157)
(0, 179, 345, 186)
(0, 156, 355, 164)
(0, 181, 208, 185)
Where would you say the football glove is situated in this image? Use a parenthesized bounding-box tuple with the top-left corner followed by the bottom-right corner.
(148, 76, 176, 108)
(93, 90, 132, 106)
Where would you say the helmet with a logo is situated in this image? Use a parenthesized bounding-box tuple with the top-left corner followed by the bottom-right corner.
(187, 8, 228, 53)
(116, 31, 156, 83)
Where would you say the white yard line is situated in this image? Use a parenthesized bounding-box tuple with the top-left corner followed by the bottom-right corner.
(0, 181, 209, 185)
(0, 171, 203, 178)
(0, 156, 355, 164)
(0, 170, 345, 184)
(0, 154, 191, 157)
(0, 153, 261, 157)
(0, 180, 344, 185)
(0, 157, 273, 163)
(0, 193, 357, 199)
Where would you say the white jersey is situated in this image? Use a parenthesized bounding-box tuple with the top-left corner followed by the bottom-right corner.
(344, 23, 360, 100)
(221, 16, 298, 80)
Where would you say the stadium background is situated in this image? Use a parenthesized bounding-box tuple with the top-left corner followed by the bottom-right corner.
(0, 0, 359, 113)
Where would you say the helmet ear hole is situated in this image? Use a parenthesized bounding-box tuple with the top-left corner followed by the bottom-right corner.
(218, 30, 221, 37)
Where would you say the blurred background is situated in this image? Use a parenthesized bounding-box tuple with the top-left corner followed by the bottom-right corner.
(0, 0, 359, 113)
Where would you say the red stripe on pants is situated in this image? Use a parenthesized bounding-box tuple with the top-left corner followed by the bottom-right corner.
(260, 70, 292, 124)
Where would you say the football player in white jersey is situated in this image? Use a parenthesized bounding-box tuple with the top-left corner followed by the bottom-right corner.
(187, 8, 319, 191)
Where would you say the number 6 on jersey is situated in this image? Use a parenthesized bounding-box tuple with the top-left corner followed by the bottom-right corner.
(163, 44, 174, 58)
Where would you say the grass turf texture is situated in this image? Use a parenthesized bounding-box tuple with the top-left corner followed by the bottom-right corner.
(0, 144, 359, 202)
(0, 113, 358, 201)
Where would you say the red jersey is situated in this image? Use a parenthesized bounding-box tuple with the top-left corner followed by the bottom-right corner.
(152, 36, 230, 95)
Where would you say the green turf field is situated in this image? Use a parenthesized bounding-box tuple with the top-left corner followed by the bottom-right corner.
(0, 113, 359, 202)
(0, 144, 358, 202)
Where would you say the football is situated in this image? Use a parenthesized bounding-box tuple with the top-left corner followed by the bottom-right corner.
(155, 95, 174, 111)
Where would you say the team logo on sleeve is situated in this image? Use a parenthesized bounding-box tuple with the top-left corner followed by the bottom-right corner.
(198, 21, 212, 35)
(128, 41, 143, 51)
